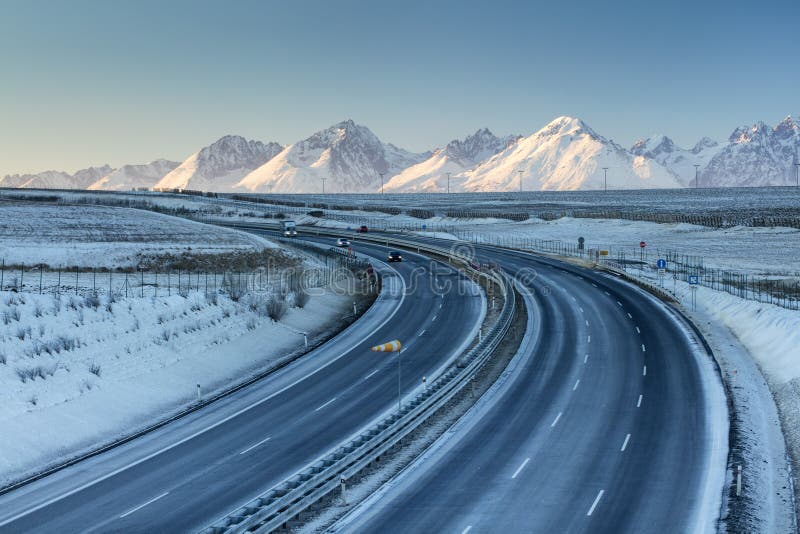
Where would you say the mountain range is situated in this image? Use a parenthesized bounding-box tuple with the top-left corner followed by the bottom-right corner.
(3, 115, 798, 193)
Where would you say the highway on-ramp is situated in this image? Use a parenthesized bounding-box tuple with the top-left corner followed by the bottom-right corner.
(0, 239, 485, 533)
(334, 240, 728, 533)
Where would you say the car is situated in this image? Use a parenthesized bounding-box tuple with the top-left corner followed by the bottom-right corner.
(387, 250, 403, 262)
(336, 237, 351, 247)
(357, 225, 369, 233)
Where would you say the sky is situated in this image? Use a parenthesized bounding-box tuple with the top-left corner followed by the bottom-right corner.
(1, 0, 798, 174)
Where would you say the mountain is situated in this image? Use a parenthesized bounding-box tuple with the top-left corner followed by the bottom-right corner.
(0, 165, 113, 189)
(87, 160, 179, 191)
(701, 116, 800, 187)
(458, 117, 682, 191)
(384, 128, 519, 193)
(155, 135, 283, 192)
(630, 135, 721, 186)
(236, 120, 430, 193)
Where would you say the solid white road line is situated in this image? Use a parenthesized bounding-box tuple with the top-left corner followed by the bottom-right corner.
(462, 527, 473, 534)
(315, 397, 337, 412)
(239, 436, 272, 455)
(511, 457, 530, 479)
(636, 326, 641, 334)
(620, 433, 631, 452)
(364, 369, 379, 380)
(637, 394, 643, 408)
(551, 412, 562, 427)
(119, 492, 169, 519)
(587, 490, 605, 516)
(643, 365, 647, 376)
(641, 344, 646, 352)
(573, 379, 580, 391)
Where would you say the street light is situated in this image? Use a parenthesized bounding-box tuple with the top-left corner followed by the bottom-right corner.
(321, 177, 327, 195)
(602, 167, 609, 192)
(447, 172, 451, 195)
(795, 162, 799, 187)
(379, 173, 385, 195)
(694, 164, 701, 188)
(518, 170, 523, 193)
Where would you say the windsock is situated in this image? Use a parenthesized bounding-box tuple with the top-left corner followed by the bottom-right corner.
(371, 340, 402, 352)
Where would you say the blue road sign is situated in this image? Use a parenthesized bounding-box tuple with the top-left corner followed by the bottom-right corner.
(657, 259, 667, 269)
(688, 275, 699, 285)
(422, 224, 427, 230)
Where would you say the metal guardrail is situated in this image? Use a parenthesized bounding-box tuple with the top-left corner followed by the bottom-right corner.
(200, 227, 515, 534)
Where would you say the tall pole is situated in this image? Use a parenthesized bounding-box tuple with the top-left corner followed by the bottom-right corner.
(380, 173, 385, 195)
(518, 170, 523, 193)
(397, 350, 402, 411)
(694, 164, 700, 188)
(322, 177, 326, 195)
(795, 162, 799, 187)
(602, 167, 608, 192)
(446, 172, 451, 195)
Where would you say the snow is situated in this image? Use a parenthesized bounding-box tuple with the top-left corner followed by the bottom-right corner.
(0, 204, 278, 269)
(86, 159, 179, 191)
(0, 287, 351, 485)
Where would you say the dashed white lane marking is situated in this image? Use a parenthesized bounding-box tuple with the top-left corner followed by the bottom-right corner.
(627, 312, 633, 319)
(511, 457, 530, 479)
(571, 296, 577, 302)
(364, 369, 379, 380)
(432, 314, 438, 322)
(642, 365, 647, 376)
(573, 379, 580, 391)
(585, 320, 589, 326)
(551, 412, 562, 427)
(637, 394, 643, 408)
(636, 326, 641, 334)
(587, 335, 591, 343)
(587, 490, 605, 516)
(617, 301, 623, 307)
(604, 291, 610, 296)
(239, 436, 272, 455)
(579, 306, 584, 313)
(592, 283, 597, 287)
(584, 354, 589, 364)
(462, 527, 473, 534)
(641, 344, 646, 352)
(119, 492, 169, 519)
(620, 433, 631, 452)
(315, 397, 337, 412)
(418, 329, 426, 337)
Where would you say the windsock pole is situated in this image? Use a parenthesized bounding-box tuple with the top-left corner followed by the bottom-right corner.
(370, 340, 403, 411)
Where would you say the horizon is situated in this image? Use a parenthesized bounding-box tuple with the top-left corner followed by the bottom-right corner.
(1, 0, 798, 175)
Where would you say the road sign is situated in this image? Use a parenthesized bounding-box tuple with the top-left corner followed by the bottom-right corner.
(599, 250, 609, 256)
(422, 224, 427, 230)
(688, 275, 699, 285)
(656, 259, 667, 269)
(640, 241, 646, 248)
(578, 237, 585, 251)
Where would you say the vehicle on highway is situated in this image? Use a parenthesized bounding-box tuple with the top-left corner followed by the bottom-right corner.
(357, 225, 369, 233)
(387, 250, 403, 262)
(336, 237, 351, 247)
(281, 220, 297, 237)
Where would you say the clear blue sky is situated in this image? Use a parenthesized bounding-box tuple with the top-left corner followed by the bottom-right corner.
(1, 0, 798, 174)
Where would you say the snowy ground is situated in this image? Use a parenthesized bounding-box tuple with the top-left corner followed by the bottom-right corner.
(0, 287, 350, 485)
(0, 204, 276, 268)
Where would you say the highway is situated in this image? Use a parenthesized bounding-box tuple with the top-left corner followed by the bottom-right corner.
(0, 239, 485, 533)
(334, 240, 728, 533)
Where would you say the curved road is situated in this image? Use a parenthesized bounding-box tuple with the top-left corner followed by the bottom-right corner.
(0, 239, 485, 533)
(335, 240, 728, 533)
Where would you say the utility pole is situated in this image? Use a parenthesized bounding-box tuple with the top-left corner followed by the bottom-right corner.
(795, 162, 799, 187)
(321, 177, 326, 195)
(380, 172, 385, 195)
(447, 172, 451, 195)
(602, 167, 608, 192)
(518, 170, 523, 193)
(694, 164, 701, 188)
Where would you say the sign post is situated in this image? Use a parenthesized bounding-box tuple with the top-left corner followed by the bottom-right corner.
(639, 241, 646, 262)
(657, 259, 666, 287)
(688, 275, 699, 310)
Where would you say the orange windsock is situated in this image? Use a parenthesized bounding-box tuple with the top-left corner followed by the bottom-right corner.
(371, 340, 402, 352)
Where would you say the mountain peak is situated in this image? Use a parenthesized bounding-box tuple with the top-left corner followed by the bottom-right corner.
(691, 137, 719, 154)
(630, 135, 676, 158)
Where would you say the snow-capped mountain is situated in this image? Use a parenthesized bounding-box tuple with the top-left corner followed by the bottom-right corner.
(87, 160, 179, 191)
(384, 128, 518, 193)
(459, 117, 682, 191)
(630, 135, 720, 186)
(236, 120, 430, 193)
(0, 165, 113, 189)
(155, 135, 283, 192)
(701, 116, 800, 187)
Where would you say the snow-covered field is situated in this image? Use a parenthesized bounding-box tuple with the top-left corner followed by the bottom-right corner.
(0, 204, 277, 268)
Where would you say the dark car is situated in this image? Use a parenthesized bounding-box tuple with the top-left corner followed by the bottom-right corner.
(387, 251, 403, 262)
(357, 225, 369, 233)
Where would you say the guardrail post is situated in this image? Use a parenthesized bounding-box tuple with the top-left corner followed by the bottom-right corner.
(197, 384, 201, 400)
(340, 476, 347, 505)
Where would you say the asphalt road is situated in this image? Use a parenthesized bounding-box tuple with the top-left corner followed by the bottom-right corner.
(334, 240, 728, 533)
(0, 239, 485, 533)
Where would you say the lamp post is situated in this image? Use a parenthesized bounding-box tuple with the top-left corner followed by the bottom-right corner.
(322, 177, 326, 195)
(795, 162, 799, 187)
(602, 167, 608, 192)
(518, 170, 523, 193)
(447, 172, 451, 195)
(380, 173, 385, 195)
(694, 164, 700, 188)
